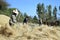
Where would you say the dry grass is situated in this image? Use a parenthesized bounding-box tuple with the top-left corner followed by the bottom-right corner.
(0, 15, 60, 40)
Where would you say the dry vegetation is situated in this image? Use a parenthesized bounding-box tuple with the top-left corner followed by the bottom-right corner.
(0, 15, 60, 40)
